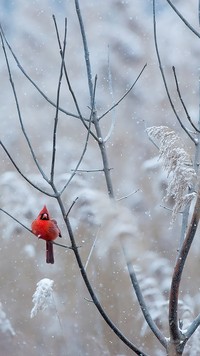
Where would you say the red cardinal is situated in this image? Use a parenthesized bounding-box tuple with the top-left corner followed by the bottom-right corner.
(31, 205, 62, 264)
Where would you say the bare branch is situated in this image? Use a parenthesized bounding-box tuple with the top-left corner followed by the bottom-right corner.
(75, 0, 114, 198)
(123, 246, 167, 349)
(50, 18, 67, 182)
(99, 63, 147, 121)
(152, 0, 196, 144)
(169, 190, 200, 344)
(0, 208, 33, 234)
(0, 23, 82, 121)
(71, 168, 113, 173)
(0, 141, 55, 197)
(117, 188, 140, 201)
(74, 0, 93, 103)
(51, 241, 72, 250)
(60, 75, 97, 195)
(166, 0, 200, 39)
(0, 30, 49, 182)
(172, 66, 200, 133)
(65, 197, 79, 218)
(52, 15, 98, 142)
(184, 313, 200, 340)
(102, 47, 116, 142)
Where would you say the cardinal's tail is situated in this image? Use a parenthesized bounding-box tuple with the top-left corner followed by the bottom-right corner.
(46, 241, 54, 264)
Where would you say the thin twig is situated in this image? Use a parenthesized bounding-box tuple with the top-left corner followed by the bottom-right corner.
(50, 18, 67, 183)
(0, 30, 49, 181)
(0, 141, 55, 197)
(166, 0, 200, 39)
(0, 23, 82, 121)
(52, 241, 72, 250)
(117, 189, 140, 201)
(152, 0, 196, 144)
(103, 46, 116, 143)
(184, 313, 200, 340)
(123, 246, 167, 349)
(52, 15, 98, 142)
(0, 208, 33, 234)
(60, 76, 97, 195)
(74, 0, 93, 102)
(71, 168, 113, 173)
(65, 197, 79, 218)
(84, 226, 100, 271)
(99, 63, 147, 121)
(172, 66, 200, 133)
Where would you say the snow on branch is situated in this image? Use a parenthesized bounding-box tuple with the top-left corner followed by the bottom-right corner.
(146, 126, 196, 222)
(0, 302, 15, 336)
(30, 278, 54, 318)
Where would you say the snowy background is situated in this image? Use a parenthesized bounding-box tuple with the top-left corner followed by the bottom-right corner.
(1, 0, 200, 355)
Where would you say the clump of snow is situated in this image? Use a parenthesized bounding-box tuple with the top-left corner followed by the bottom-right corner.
(30, 278, 54, 318)
(0, 302, 15, 336)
